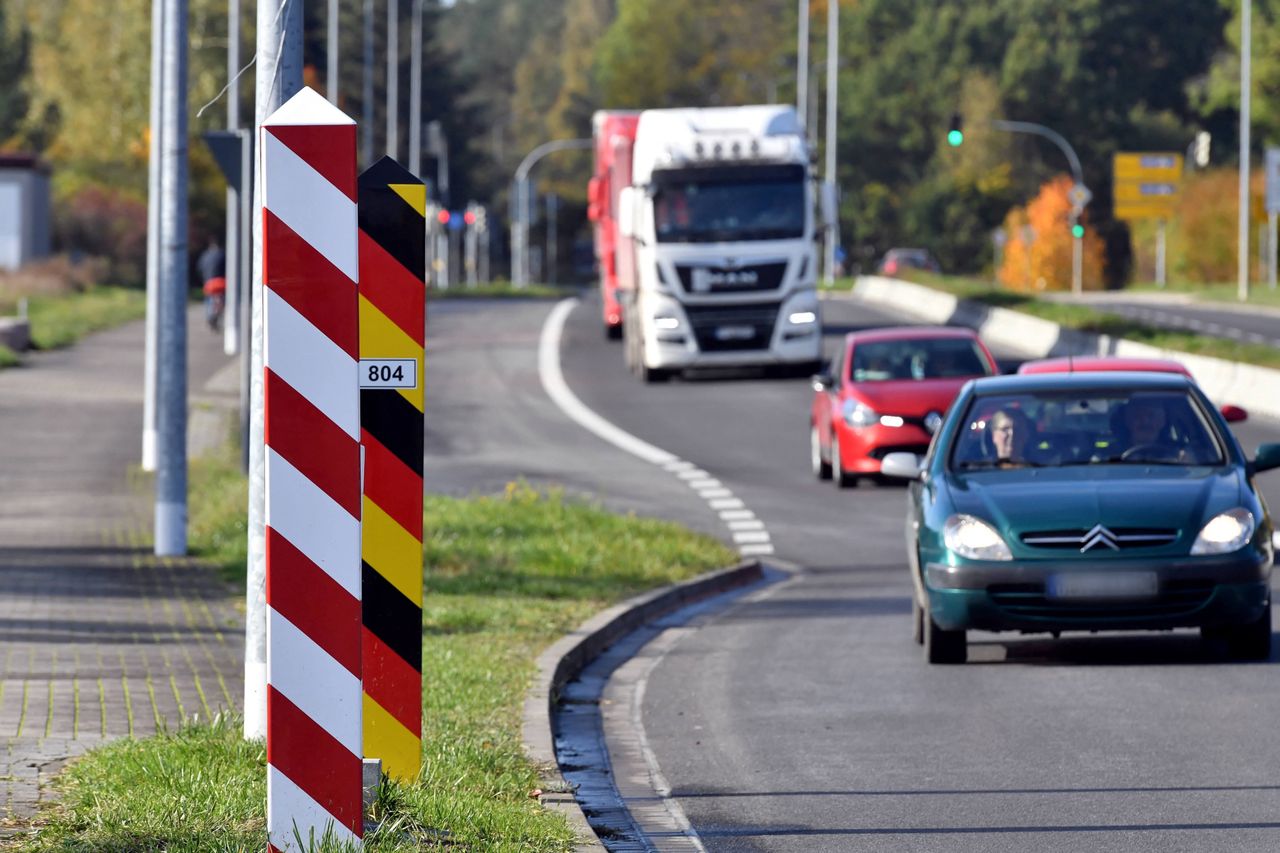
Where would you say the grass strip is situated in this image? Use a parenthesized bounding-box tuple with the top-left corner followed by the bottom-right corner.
(25, 285, 148, 351)
(426, 282, 578, 301)
(26, 449, 736, 851)
(851, 273, 1280, 371)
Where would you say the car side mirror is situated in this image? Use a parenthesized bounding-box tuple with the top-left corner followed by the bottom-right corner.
(881, 452, 923, 480)
(811, 372, 834, 392)
(1221, 404, 1248, 424)
(1251, 443, 1280, 474)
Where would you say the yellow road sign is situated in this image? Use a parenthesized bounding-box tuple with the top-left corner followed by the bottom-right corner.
(1113, 152, 1183, 183)
(1113, 182, 1180, 204)
(1114, 202, 1177, 221)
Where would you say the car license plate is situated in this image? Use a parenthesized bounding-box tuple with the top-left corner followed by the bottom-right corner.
(715, 325, 755, 341)
(1047, 572, 1159, 600)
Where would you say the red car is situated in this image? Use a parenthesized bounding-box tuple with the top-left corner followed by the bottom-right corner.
(810, 327, 998, 487)
(1017, 356, 1248, 423)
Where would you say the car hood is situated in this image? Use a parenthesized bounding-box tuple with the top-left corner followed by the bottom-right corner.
(852, 378, 971, 418)
(943, 466, 1244, 548)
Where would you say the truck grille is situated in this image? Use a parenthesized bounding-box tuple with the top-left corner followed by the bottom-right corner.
(682, 302, 780, 352)
(675, 261, 788, 294)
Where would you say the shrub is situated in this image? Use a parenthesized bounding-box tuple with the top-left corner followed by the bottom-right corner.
(53, 183, 148, 285)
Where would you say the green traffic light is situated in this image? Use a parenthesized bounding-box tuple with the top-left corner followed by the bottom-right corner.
(1071, 224, 1085, 238)
(947, 130, 964, 147)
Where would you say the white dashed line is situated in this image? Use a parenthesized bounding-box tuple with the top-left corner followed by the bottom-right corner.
(539, 298, 777, 560)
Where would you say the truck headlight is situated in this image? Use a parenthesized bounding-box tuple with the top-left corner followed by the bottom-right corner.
(943, 514, 1013, 561)
(787, 310, 817, 325)
(1191, 508, 1255, 555)
(653, 315, 681, 330)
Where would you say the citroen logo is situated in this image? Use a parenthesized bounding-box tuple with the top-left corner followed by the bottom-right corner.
(1080, 524, 1120, 552)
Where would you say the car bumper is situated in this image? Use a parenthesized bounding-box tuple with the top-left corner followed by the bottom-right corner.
(835, 422, 932, 474)
(923, 553, 1271, 633)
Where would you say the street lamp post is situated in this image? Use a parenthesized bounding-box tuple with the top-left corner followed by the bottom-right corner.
(1239, 0, 1252, 302)
(991, 119, 1088, 295)
(511, 138, 592, 287)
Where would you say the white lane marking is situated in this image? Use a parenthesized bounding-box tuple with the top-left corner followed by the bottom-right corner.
(739, 544, 776, 556)
(1247, 332, 1267, 344)
(1205, 322, 1224, 334)
(1187, 319, 1204, 330)
(539, 297, 778, 566)
(732, 531, 772, 544)
(1227, 328, 1244, 340)
(728, 520, 765, 531)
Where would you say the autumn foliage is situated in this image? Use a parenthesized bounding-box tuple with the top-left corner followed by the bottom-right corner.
(997, 175, 1106, 292)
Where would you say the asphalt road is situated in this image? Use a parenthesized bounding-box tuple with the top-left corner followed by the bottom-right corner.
(426, 291, 1280, 852)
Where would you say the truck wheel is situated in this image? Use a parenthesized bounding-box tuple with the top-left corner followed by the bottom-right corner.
(810, 425, 832, 480)
(1225, 601, 1272, 661)
(912, 598, 924, 645)
(605, 323, 623, 341)
(924, 613, 966, 664)
(640, 364, 670, 383)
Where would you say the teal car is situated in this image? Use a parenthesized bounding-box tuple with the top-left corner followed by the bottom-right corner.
(881, 372, 1280, 664)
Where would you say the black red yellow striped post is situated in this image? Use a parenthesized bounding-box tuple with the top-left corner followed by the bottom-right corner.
(357, 156, 425, 782)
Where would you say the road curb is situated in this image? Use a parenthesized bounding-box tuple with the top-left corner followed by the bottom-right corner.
(522, 559, 764, 851)
(844, 276, 1280, 421)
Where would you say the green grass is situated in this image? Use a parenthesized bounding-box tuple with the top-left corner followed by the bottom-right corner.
(0, 343, 18, 367)
(1124, 280, 1280, 308)
(25, 455, 736, 851)
(858, 272, 1280, 371)
(18, 285, 148, 352)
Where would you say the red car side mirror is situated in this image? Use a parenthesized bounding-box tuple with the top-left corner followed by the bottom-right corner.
(1221, 404, 1248, 424)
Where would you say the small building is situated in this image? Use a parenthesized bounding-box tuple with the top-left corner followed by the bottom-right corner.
(0, 154, 52, 272)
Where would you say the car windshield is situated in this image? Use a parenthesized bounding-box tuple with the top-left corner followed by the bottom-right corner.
(651, 165, 806, 243)
(850, 338, 992, 382)
(948, 389, 1226, 470)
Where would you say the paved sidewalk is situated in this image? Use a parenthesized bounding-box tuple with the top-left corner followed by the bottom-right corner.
(0, 308, 244, 829)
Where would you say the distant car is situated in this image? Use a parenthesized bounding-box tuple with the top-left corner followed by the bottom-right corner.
(1018, 356, 1248, 423)
(877, 248, 941, 277)
(809, 326, 998, 487)
(881, 371, 1280, 664)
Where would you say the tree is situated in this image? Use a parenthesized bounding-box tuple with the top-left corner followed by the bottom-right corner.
(0, 2, 32, 148)
(997, 175, 1105, 291)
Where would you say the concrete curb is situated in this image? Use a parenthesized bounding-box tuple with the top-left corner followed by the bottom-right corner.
(0, 316, 30, 351)
(522, 560, 765, 851)
(848, 275, 1280, 420)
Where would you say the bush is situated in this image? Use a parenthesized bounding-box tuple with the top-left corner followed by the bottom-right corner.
(0, 254, 106, 312)
(53, 183, 148, 285)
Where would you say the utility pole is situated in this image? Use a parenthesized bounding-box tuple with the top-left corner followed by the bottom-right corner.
(796, 0, 809, 130)
(223, 0, 241, 358)
(142, 0, 165, 473)
(362, 0, 374, 168)
(155, 0, 189, 557)
(387, 0, 399, 160)
(822, 0, 838, 285)
(1239, 0, 1252, 302)
(511, 138, 592, 287)
(246, 0, 303, 741)
(409, 0, 423, 176)
(327, 0, 338, 105)
(546, 193, 558, 285)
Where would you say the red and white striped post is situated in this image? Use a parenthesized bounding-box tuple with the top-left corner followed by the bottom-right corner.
(262, 87, 363, 850)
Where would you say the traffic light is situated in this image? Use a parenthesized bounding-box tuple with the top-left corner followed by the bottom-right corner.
(1071, 223, 1085, 239)
(947, 113, 964, 147)
(1194, 131, 1211, 168)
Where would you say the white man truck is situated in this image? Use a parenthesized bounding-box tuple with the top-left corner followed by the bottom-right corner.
(614, 104, 823, 382)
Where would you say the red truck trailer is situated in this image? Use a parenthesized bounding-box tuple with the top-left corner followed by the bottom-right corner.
(586, 110, 640, 340)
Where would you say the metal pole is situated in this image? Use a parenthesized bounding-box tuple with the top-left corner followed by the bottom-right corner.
(155, 0, 189, 557)
(247, 0, 303, 741)
(362, 0, 374, 168)
(1270, 210, 1277, 288)
(1155, 220, 1166, 288)
(510, 138, 593, 287)
(409, 0, 422, 176)
(547, 193, 557, 285)
(1071, 222, 1083, 295)
(1239, 0, 1252, 302)
(238, 130, 252, 474)
(223, 0, 241, 357)
(142, 0, 165, 472)
(822, 0, 837, 285)
(387, 0, 398, 160)
(327, 0, 338, 105)
(796, 0, 808, 129)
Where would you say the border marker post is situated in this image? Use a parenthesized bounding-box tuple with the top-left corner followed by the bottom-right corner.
(357, 156, 426, 782)
(262, 87, 363, 851)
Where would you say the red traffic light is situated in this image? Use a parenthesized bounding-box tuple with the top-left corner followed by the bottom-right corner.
(464, 211, 476, 225)
(436, 209, 451, 224)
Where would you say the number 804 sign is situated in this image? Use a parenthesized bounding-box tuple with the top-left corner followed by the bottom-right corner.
(359, 358, 418, 389)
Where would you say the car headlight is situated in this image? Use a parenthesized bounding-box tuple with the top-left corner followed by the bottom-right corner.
(1190, 508, 1255, 555)
(943, 514, 1013, 561)
(842, 400, 879, 428)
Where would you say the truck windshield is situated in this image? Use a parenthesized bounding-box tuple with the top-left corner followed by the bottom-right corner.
(651, 164, 805, 243)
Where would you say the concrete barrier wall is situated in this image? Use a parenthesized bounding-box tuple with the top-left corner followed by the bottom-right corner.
(851, 276, 1279, 419)
(0, 317, 30, 352)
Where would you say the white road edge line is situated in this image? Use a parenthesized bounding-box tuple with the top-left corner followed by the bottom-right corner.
(539, 297, 788, 848)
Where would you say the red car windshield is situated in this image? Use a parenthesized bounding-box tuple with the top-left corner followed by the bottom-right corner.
(851, 338, 992, 382)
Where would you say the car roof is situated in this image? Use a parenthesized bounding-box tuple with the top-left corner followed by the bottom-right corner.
(969, 371, 1194, 395)
(1017, 356, 1191, 376)
(845, 326, 979, 345)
